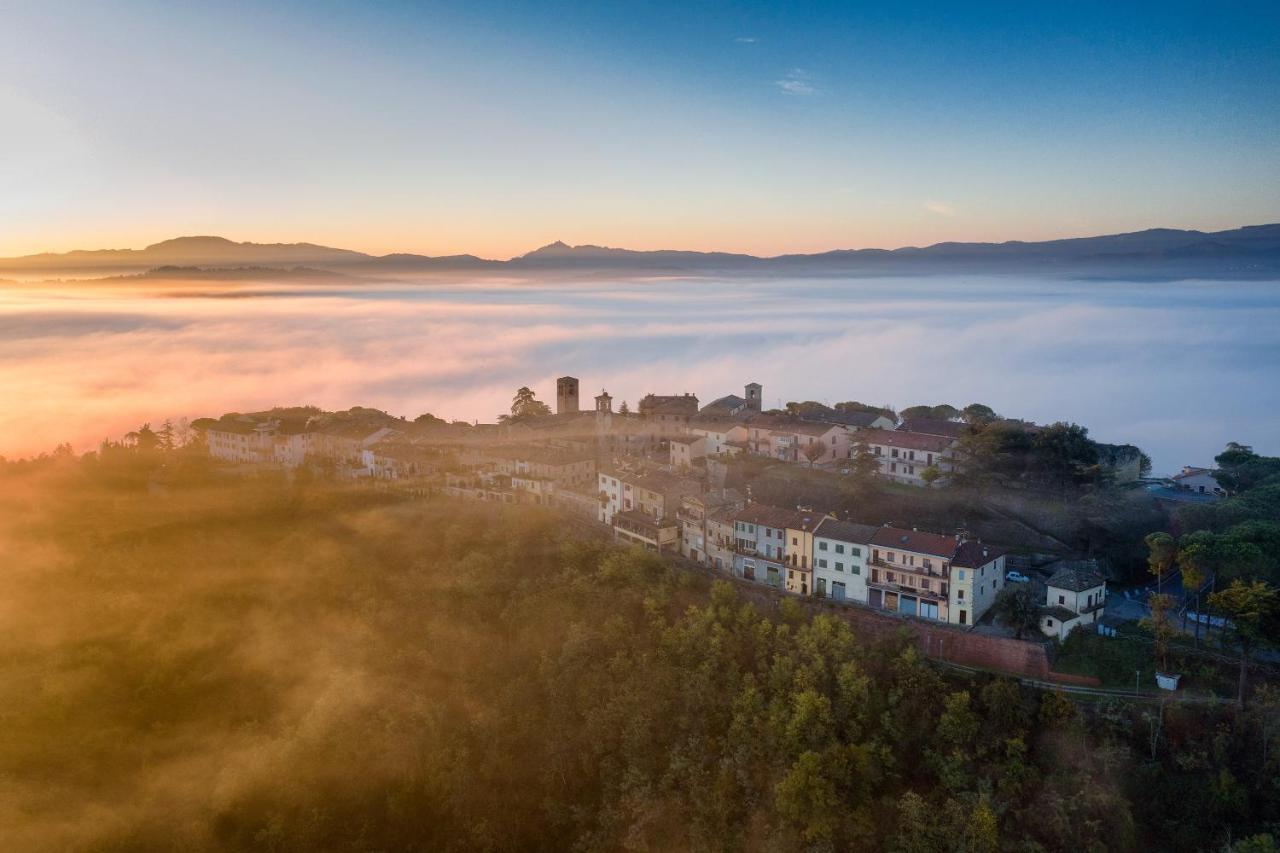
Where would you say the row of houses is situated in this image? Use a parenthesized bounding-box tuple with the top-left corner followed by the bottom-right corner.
(594, 463, 1010, 627)
(203, 414, 436, 478)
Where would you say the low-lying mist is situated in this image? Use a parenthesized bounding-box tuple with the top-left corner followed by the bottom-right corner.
(2, 272, 1278, 471)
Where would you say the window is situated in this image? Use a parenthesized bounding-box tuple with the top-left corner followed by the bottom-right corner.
(924, 559, 932, 570)
(835, 561, 844, 572)
(958, 570, 965, 581)
(1058, 594, 1065, 605)
(851, 546, 861, 557)
(791, 537, 798, 546)
(957, 589, 965, 600)
(959, 610, 967, 625)
(819, 541, 828, 551)
(887, 572, 896, 582)
(817, 558, 827, 569)
(788, 570, 795, 580)
(835, 544, 845, 554)
(1046, 619, 1054, 627)
(891, 449, 899, 458)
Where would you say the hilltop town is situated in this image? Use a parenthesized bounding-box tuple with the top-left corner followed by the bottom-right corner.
(194, 376, 1174, 648)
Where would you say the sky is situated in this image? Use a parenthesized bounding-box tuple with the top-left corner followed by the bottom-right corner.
(2, 0, 1279, 259)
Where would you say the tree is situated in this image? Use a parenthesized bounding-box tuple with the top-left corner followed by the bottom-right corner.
(920, 465, 941, 488)
(900, 405, 935, 421)
(618, 400, 630, 415)
(157, 419, 175, 452)
(507, 386, 551, 422)
(1209, 580, 1278, 706)
(848, 437, 878, 480)
(1175, 535, 1208, 638)
(991, 585, 1040, 640)
(414, 412, 446, 426)
(1142, 593, 1176, 674)
(1145, 532, 1177, 594)
(773, 750, 841, 843)
(801, 441, 825, 468)
(1214, 442, 1280, 495)
(962, 403, 998, 425)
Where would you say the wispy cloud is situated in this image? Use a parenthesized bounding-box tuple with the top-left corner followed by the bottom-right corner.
(924, 200, 956, 216)
(734, 36, 759, 44)
(775, 68, 815, 95)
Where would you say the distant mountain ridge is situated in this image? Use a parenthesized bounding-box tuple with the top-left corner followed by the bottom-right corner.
(3, 224, 1279, 276)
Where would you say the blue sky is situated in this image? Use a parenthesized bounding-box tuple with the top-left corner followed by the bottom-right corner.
(1, 0, 1277, 257)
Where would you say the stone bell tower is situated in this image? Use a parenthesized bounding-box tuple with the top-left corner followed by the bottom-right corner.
(556, 376, 580, 415)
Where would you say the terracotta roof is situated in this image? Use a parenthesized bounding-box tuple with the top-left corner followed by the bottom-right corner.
(1172, 467, 1215, 481)
(747, 415, 841, 437)
(1047, 564, 1106, 592)
(951, 540, 1007, 568)
(898, 417, 968, 439)
(689, 420, 746, 434)
(1040, 605, 1079, 622)
(858, 428, 954, 453)
(734, 504, 826, 531)
(669, 435, 703, 445)
(701, 394, 747, 413)
(870, 526, 961, 559)
(613, 509, 677, 530)
(813, 518, 879, 544)
(639, 394, 699, 415)
(207, 419, 260, 435)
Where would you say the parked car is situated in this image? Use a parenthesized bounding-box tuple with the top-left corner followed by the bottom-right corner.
(1005, 571, 1031, 583)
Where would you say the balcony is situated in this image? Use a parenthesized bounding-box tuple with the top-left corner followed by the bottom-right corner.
(868, 575, 948, 602)
(869, 557, 946, 578)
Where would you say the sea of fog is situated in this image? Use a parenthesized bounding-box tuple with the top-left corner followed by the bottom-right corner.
(1, 273, 1277, 473)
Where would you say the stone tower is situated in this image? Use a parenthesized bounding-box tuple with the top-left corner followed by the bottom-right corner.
(556, 376, 580, 415)
(594, 389, 613, 414)
(745, 382, 762, 412)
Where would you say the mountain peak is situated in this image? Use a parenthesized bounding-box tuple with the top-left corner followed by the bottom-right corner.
(145, 235, 239, 251)
(524, 241, 574, 256)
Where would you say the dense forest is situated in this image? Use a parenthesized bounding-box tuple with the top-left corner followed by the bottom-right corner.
(2, 447, 1279, 852)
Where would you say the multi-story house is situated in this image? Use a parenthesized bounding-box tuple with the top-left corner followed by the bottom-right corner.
(854, 429, 957, 486)
(867, 526, 1006, 627)
(811, 518, 879, 602)
(1171, 466, 1225, 497)
(687, 421, 750, 456)
(704, 509, 737, 572)
(669, 434, 706, 470)
(612, 510, 680, 553)
(206, 418, 279, 464)
(207, 416, 314, 467)
(747, 416, 850, 465)
(731, 504, 793, 587)
(732, 504, 825, 590)
(597, 468, 702, 525)
(1039, 563, 1107, 640)
(637, 393, 700, 439)
(782, 509, 831, 595)
(799, 405, 896, 432)
(677, 490, 745, 565)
